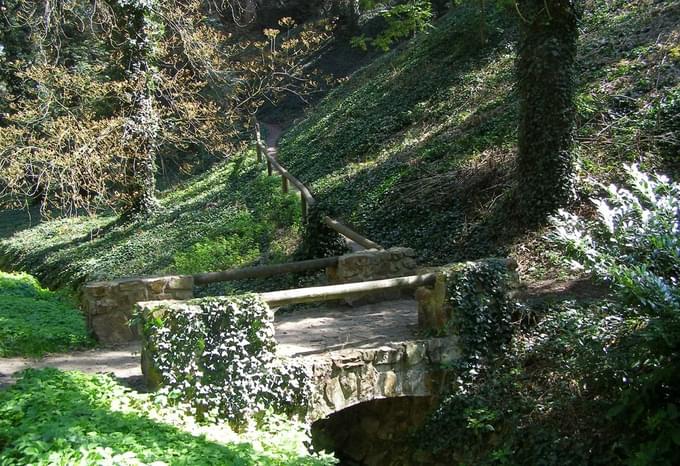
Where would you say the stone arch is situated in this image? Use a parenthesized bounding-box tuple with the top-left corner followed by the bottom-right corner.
(311, 395, 439, 466)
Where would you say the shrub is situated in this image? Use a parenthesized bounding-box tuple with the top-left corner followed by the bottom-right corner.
(552, 164, 680, 464)
(141, 294, 312, 426)
(0, 271, 53, 300)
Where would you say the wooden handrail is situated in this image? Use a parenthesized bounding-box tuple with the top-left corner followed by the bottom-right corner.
(262, 143, 316, 207)
(193, 256, 340, 285)
(260, 273, 436, 307)
(254, 121, 383, 250)
(323, 216, 383, 250)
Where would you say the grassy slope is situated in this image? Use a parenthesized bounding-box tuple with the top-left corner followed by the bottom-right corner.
(0, 150, 302, 291)
(278, 0, 680, 272)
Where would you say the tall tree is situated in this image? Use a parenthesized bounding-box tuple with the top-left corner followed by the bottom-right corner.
(110, 0, 161, 214)
(0, 0, 329, 216)
(514, 0, 581, 223)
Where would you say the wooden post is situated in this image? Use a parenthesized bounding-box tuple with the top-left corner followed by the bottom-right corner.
(301, 194, 307, 223)
(256, 142, 262, 162)
(267, 158, 272, 176)
(282, 175, 289, 193)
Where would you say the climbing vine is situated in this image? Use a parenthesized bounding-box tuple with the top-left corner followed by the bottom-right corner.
(298, 205, 348, 260)
(141, 294, 311, 426)
(444, 259, 515, 365)
(514, 0, 581, 223)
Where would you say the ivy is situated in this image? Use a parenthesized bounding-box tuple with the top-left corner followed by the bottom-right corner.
(444, 259, 515, 365)
(141, 294, 311, 426)
(298, 204, 348, 260)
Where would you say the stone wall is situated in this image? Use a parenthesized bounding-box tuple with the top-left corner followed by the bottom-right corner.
(301, 337, 460, 423)
(81, 275, 194, 344)
(415, 258, 519, 334)
(326, 247, 418, 303)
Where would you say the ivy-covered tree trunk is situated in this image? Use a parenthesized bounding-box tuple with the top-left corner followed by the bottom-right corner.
(514, 0, 580, 224)
(116, 0, 160, 215)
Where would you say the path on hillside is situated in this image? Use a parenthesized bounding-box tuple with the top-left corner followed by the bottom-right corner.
(0, 342, 143, 390)
(260, 121, 364, 252)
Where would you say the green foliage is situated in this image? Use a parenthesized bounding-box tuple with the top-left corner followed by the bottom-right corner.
(444, 259, 515, 362)
(298, 205, 348, 260)
(418, 298, 628, 465)
(173, 213, 264, 274)
(142, 295, 311, 426)
(418, 166, 680, 464)
(0, 368, 336, 465)
(278, 0, 679, 270)
(0, 150, 302, 290)
(0, 271, 53, 300)
(552, 165, 680, 464)
(280, 2, 517, 265)
(353, 0, 433, 51)
(514, 0, 580, 223)
(0, 272, 93, 357)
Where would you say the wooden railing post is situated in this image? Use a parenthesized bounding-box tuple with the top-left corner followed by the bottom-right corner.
(282, 175, 289, 193)
(267, 158, 273, 176)
(301, 194, 307, 223)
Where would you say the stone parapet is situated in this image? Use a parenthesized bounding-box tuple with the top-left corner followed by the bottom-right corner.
(81, 275, 194, 344)
(415, 258, 519, 334)
(326, 247, 418, 304)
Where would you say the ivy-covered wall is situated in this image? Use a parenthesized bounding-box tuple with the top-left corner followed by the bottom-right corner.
(417, 258, 518, 356)
(138, 295, 310, 426)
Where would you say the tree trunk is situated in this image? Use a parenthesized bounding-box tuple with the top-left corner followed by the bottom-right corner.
(122, 2, 160, 215)
(514, 0, 580, 224)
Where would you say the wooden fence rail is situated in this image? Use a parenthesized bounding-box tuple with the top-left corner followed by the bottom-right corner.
(193, 256, 339, 285)
(254, 121, 383, 250)
(260, 273, 436, 307)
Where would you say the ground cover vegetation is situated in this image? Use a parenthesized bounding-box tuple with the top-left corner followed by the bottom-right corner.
(0, 0, 678, 464)
(0, 150, 302, 291)
(0, 271, 93, 357)
(416, 165, 680, 465)
(0, 368, 336, 465)
(277, 0, 680, 273)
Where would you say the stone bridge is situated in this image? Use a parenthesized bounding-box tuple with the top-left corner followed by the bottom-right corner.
(85, 247, 515, 424)
(274, 299, 460, 422)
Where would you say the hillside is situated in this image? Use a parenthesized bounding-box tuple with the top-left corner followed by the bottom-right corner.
(0, 151, 302, 291)
(277, 0, 680, 273)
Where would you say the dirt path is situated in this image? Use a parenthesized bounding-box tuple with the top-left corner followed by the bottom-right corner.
(0, 342, 143, 390)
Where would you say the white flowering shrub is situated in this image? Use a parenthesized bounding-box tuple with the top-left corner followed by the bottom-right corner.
(551, 164, 679, 312)
(142, 295, 312, 425)
(551, 164, 680, 463)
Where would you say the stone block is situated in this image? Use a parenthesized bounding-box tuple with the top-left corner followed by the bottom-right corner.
(167, 275, 194, 290)
(171, 290, 194, 300)
(144, 277, 169, 294)
(379, 370, 398, 397)
(404, 341, 427, 367)
(373, 346, 402, 365)
(118, 279, 145, 292)
(328, 247, 418, 285)
(416, 272, 450, 333)
(91, 312, 136, 344)
(339, 371, 359, 398)
(324, 377, 346, 410)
